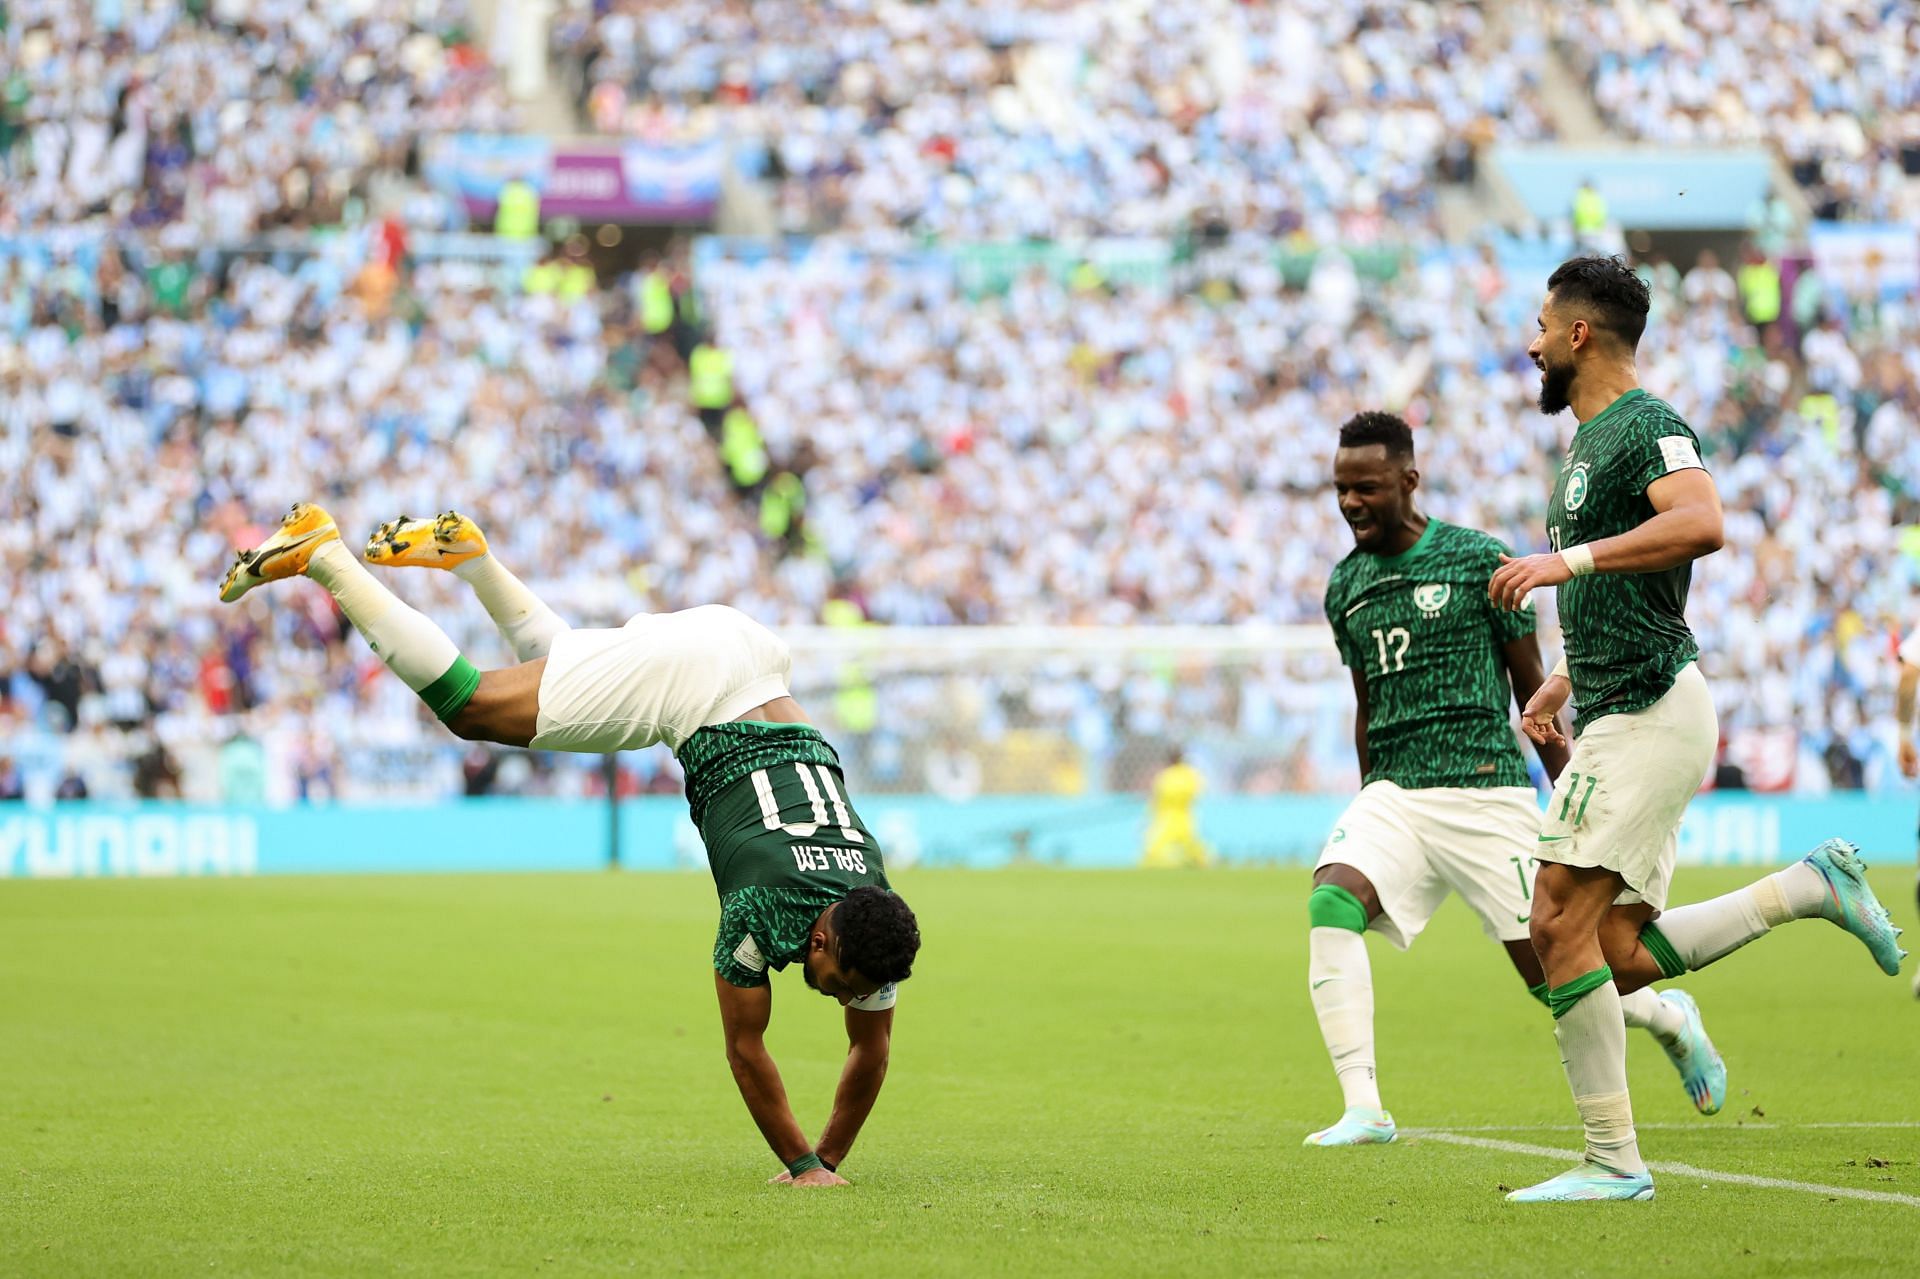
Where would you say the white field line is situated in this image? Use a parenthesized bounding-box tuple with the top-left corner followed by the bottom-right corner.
(1410, 1130, 1920, 1208)
(1426, 1121, 1920, 1132)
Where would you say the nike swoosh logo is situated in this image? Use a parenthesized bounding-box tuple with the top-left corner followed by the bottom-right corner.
(1311, 978, 1336, 989)
(256, 529, 328, 571)
(1516, 914, 1531, 924)
(1537, 834, 1570, 843)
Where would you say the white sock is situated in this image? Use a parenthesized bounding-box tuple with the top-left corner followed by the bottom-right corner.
(1554, 979, 1644, 1173)
(308, 540, 463, 691)
(452, 553, 570, 662)
(1652, 861, 1830, 971)
(1617, 986, 1684, 1045)
(1308, 927, 1380, 1112)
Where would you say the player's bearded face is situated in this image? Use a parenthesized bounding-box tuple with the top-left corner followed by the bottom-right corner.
(1531, 297, 1578, 415)
(1536, 348, 1576, 415)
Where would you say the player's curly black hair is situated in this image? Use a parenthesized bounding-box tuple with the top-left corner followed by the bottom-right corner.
(833, 886, 921, 984)
(1338, 410, 1414, 460)
(1546, 254, 1651, 350)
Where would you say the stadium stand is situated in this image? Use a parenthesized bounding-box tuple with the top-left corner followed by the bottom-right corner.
(0, 1, 1915, 804)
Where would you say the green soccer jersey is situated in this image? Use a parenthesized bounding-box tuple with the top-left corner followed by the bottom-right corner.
(1545, 389, 1705, 732)
(1324, 519, 1537, 790)
(679, 721, 890, 989)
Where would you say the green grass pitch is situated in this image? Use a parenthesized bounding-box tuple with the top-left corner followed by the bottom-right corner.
(3, 866, 1917, 1277)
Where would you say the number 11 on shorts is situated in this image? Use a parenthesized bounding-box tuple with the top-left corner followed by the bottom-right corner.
(1558, 771, 1598, 826)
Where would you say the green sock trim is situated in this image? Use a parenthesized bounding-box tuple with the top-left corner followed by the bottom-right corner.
(1546, 965, 1614, 1020)
(419, 655, 481, 723)
(1638, 922, 1686, 980)
(1528, 981, 1550, 1008)
(1308, 883, 1369, 933)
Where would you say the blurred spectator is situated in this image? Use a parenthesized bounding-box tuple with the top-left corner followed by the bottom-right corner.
(1571, 178, 1609, 249)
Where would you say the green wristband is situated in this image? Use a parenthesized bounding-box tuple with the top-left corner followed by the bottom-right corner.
(785, 1152, 825, 1177)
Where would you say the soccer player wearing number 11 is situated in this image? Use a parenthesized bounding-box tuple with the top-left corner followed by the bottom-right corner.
(1306, 412, 1724, 1151)
(1490, 256, 1905, 1203)
(219, 505, 920, 1187)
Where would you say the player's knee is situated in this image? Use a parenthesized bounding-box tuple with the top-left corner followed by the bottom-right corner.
(1527, 908, 1571, 962)
(1308, 882, 1370, 933)
(444, 704, 490, 742)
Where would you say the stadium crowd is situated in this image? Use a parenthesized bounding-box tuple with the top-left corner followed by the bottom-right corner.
(1552, 0, 1920, 223)
(0, 0, 509, 238)
(549, 0, 1554, 240)
(1, 221, 1914, 802)
(1, 0, 1916, 807)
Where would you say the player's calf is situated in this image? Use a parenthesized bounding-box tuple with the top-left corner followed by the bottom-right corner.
(1634, 840, 1906, 983)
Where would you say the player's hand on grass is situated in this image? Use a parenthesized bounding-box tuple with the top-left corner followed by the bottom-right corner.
(1489, 552, 1572, 611)
(767, 1171, 793, 1184)
(1900, 737, 1919, 779)
(1521, 675, 1571, 748)
(789, 1167, 849, 1187)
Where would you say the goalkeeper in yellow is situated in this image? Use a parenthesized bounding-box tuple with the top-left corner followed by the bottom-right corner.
(1141, 751, 1214, 868)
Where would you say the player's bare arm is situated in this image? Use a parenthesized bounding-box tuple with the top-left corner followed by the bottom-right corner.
(1896, 657, 1919, 779)
(1490, 470, 1723, 611)
(813, 1004, 894, 1170)
(714, 975, 847, 1184)
(1499, 635, 1570, 781)
(1347, 667, 1370, 777)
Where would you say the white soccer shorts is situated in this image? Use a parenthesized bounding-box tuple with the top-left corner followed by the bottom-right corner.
(529, 605, 792, 754)
(1534, 661, 1717, 912)
(1315, 780, 1543, 949)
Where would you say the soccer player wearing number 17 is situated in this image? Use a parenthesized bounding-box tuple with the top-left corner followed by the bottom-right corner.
(1490, 256, 1906, 1203)
(1307, 412, 1722, 1150)
(219, 505, 920, 1188)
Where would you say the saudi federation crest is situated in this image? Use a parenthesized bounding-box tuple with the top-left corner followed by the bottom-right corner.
(1565, 463, 1591, 512)
(1413, 583, 1451, 616)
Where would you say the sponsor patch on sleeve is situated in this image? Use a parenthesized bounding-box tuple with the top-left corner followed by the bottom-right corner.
(732, 933, 767, 974)
(847, 982, 897, 1012)
(1657, 435, 1703, 474)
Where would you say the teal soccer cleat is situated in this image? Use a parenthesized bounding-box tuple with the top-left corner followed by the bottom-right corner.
(1506, 1163, 1654, 1203)
(1303, 1107, 1397, 1147)
(1656, 990, 1727, 1115)
(1804, 839, 1907, 976)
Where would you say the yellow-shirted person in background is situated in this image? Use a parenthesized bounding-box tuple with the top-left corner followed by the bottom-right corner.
(1142, 750, 1214, 868)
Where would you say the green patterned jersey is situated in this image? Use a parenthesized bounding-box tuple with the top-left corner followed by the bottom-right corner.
(1324, 520, 1536, 789)
(1545, 389, 1705, 732)
(679, 721, 889, 988)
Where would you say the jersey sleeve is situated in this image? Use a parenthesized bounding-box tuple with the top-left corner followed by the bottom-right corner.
(847, 982, 897, 1012)
(1622, 407, 1707, 496)
(713, 892, 772, 988)
(1323, 571, 1358, 668)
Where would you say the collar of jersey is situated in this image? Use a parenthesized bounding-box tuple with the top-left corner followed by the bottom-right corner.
(1574, 387, 1648, 435)
(1371, 516, 1440, 566)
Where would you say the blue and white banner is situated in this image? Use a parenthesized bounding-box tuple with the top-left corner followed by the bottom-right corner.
(1808, 222, 1920, 302)
(1, 794, 1911, 880)
(422, 135, 725, 223)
